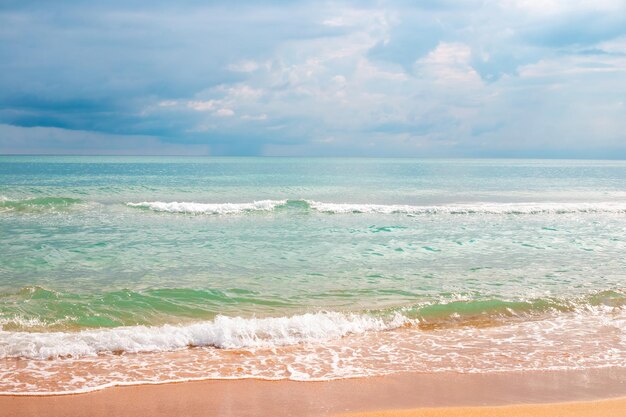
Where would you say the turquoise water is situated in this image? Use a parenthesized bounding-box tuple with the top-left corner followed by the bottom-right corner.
(0, 157, 625, 392)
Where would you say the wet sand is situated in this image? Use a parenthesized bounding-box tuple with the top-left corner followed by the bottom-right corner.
(1, 368, 625, 417)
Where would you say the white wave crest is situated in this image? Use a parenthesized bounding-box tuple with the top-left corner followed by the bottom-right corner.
(127, 200, 287, 214)
(306, 201, 626, 215)
(127, 200, 626, 215)
(0, 312, 410, 360)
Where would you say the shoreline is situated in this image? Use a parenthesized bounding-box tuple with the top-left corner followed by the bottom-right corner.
(1, 367, 625, 417)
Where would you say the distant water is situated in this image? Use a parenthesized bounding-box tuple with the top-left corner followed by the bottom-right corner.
(0, 156, 624, 394)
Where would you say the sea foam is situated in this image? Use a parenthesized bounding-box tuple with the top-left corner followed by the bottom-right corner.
(0, 312, 410, 360)
(0, 307, 623, 395)
(126, 200, 287, 214)
(126, 199, 626, 215)
(306, 201, 626, 214)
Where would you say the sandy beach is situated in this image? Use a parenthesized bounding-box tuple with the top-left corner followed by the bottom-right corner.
(337, 399, 626, 417)
(1, 367, 625, 417)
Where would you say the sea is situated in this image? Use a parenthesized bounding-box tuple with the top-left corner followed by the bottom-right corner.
(0, 156, 624, 394)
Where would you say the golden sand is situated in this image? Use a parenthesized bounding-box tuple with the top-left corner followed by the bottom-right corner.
(336, 398, 626, 417)
(1, 368, 624, 417)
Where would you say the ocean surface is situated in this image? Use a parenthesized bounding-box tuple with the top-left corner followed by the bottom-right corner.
(0, 156, 624, 394)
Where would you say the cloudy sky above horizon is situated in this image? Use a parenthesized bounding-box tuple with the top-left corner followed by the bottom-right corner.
(1, 0, 626, 157)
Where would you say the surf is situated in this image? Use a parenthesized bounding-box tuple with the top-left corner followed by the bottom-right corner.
(125, 199, 626, 215)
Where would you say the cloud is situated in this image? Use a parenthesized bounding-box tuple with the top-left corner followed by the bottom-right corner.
(228, 60, 263, 73)
(0, 1, 625, 157)
(416, 42, 481, 84)
(241, 114, 267, 121)
(187, 100, 216, 111)
(215, 108, 235, 117)
(0, 124, 211, 155)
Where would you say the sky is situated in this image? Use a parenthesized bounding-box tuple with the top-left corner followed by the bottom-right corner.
(1, 0, 626, 157)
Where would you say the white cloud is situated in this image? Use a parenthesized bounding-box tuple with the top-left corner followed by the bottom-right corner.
(507, 0, 624, 16)
(141, 3, 626, 156)
(228, 60, 261, 73)
(159, 9, 488, 147)
(241, 114, 267, 121)
(519, 54, 626, 78)
(215, 108, 235, 117)
(224, 84, 264, 100)
(598, 35, 626, 54)
(322, 17, 347, 27)
(416, 42, 482, 84)
(187, 100, 217, 111)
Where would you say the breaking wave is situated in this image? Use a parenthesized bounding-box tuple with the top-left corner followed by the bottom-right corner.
(126, 199, 626, 215)
(0, 312, 410, 360)
(1, 290, 623, 360)
(126, 200, 287, 214)
(306, 201, 626, 215)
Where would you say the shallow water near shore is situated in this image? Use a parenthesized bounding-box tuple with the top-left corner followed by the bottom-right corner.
(0, 157, 625, 393)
